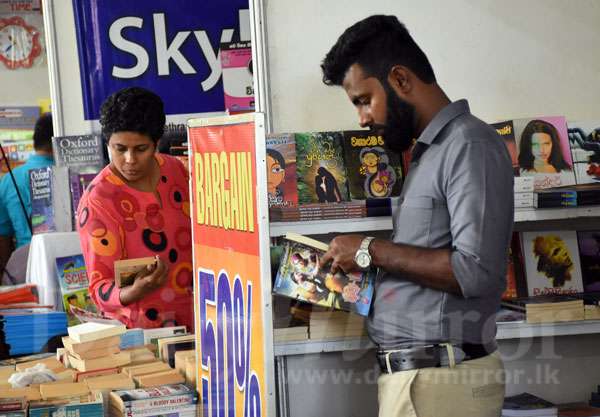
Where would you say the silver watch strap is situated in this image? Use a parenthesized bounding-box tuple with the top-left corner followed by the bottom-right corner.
(361, 236, 375, 252)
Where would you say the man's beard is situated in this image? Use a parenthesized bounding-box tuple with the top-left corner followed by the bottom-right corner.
(370, 83, 416, 154)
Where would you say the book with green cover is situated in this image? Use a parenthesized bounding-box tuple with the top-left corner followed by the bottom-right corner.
(294, 131, 349, 204)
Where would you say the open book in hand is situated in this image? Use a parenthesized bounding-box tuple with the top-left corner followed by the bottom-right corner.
(273, 232, 375, 316)
(113, 257, 157, 288)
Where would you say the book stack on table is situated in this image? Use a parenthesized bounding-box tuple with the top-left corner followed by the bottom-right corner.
(309, 310, 367, 341)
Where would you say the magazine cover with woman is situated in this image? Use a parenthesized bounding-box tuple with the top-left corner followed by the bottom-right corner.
(273, 233, 374, 316)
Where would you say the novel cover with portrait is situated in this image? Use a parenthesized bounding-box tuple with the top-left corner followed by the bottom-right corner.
(342, 130, 404, 199)
(294, 131, 350, 204)
(273, 233, 374, 316)
(521, 230, 583, 296)
(510, 116, 576, 190)
(265, 133, 298, 208)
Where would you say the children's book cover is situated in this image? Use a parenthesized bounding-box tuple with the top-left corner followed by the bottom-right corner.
(522, 230, 583, 296)
(511, 116, 576, 190)
(55, 255, 95, 326)
(567, 120, 600, 185)
(342, 130, 403, 199)
(266, 133, 298, 208)
(273, 233, 374, 316)
(294, 131, 349, 204)
(576, 231, 600, 292)
(491, 120, 520, 176)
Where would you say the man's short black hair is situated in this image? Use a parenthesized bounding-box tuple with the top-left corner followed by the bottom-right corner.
(33, 112, 53, 151)
(321, 15, 436, 86)
(99, 87, 165, 144)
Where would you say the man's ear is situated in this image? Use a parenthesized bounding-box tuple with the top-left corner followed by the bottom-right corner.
(387, 65, 412, 97)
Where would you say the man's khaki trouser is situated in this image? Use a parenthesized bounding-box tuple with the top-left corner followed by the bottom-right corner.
(378, 351, 505, 417)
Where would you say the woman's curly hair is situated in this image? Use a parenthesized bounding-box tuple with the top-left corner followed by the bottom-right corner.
(99, 87, 165, 144)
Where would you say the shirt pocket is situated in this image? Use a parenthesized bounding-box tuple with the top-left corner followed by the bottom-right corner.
(393, 196, 433, 246)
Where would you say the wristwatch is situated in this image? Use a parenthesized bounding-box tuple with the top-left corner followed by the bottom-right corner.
(354, 236, 375, 269)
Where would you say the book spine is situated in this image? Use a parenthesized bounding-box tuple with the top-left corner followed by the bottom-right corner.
(123, 393, 197, 412)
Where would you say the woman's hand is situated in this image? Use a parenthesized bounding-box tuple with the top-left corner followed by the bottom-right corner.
(119, 256, 168, 305)
(132, 256, 168, 294)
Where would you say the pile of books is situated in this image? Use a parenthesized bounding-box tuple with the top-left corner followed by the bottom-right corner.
(109, 384, 198, 417)
(502, 392, 557, 416)
(62, 322, 130, 372)
(273, 326, 309, 343)
(502, 295, 584, 324)
(0, 309, 67, 357)
(309, 310, 366, 341)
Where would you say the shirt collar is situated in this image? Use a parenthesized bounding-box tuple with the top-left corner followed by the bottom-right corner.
(416, 99, 470, 146)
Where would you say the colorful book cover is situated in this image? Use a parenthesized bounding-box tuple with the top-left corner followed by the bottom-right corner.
(273, 235, 374, 316)
(576, 231, 600, 292)
(220, 41, 254, 112)
(266, 133, 298, 208)
(342, 130, 403, 199)
(511, 116, 576, 189)
(567, 120, 600, 185)
(521, 230, 584, 296)
(55, 254, 95, 326)
(52, 134, 106, 174)
(294, 131, 349, 204)
(502, 232, 528, 300)
(29, 166, 55, 234)
(491, 120, 520, 176)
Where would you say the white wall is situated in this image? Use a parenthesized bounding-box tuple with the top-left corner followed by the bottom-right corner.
(0, 13, 50, 106)
(265, 0, 600, 133)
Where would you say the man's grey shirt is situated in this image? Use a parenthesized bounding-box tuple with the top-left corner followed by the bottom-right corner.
(367, 100, 514, 352)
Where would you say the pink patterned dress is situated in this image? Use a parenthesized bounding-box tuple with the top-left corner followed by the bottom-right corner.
(77, 154, 193, 330)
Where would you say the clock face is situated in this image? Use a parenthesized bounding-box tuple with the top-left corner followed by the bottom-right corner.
(0, 16, 41, 69)
(0, 25, 33, 61)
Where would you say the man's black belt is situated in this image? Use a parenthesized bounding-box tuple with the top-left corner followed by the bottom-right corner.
(376, 343, 490, 373)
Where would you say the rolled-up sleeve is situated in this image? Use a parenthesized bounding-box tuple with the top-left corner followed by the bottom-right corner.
(445, 138, 514, 298)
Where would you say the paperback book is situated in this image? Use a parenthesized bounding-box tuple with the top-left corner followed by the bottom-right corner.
(220, 40, 254, 113)
(510, 116, 576, 189)
(52, 134, 106, 174)
(342, 130, 403, 199)
(567, 120, 600, 185)
(273, 232, 374, 316)
(521, 230, 584, 296)
(295, 131, 349, 204)
(266, 133, 298, 208)
(29, 167, 55, 234)
(55, 254, 95, 326)
(502, 232, 528, 300)
(491, 120, 520, 176)
(577, 231, 600, 292)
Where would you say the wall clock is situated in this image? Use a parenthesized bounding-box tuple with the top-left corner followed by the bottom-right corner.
(0, 16, 42, 69)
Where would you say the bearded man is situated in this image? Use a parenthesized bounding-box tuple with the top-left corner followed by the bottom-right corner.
(319, 15, 514, 417)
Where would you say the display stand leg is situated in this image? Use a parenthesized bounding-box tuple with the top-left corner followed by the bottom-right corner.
(276, 356, 290, 417)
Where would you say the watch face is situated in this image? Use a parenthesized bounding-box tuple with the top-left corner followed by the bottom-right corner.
(355, 251, 371, 269)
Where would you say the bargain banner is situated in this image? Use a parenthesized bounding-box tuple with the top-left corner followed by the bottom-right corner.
(188, 113, 270, 417)
(72, 0, 250, 120)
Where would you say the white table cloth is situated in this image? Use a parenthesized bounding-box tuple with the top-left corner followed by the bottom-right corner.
(25, 231, 82, 309)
